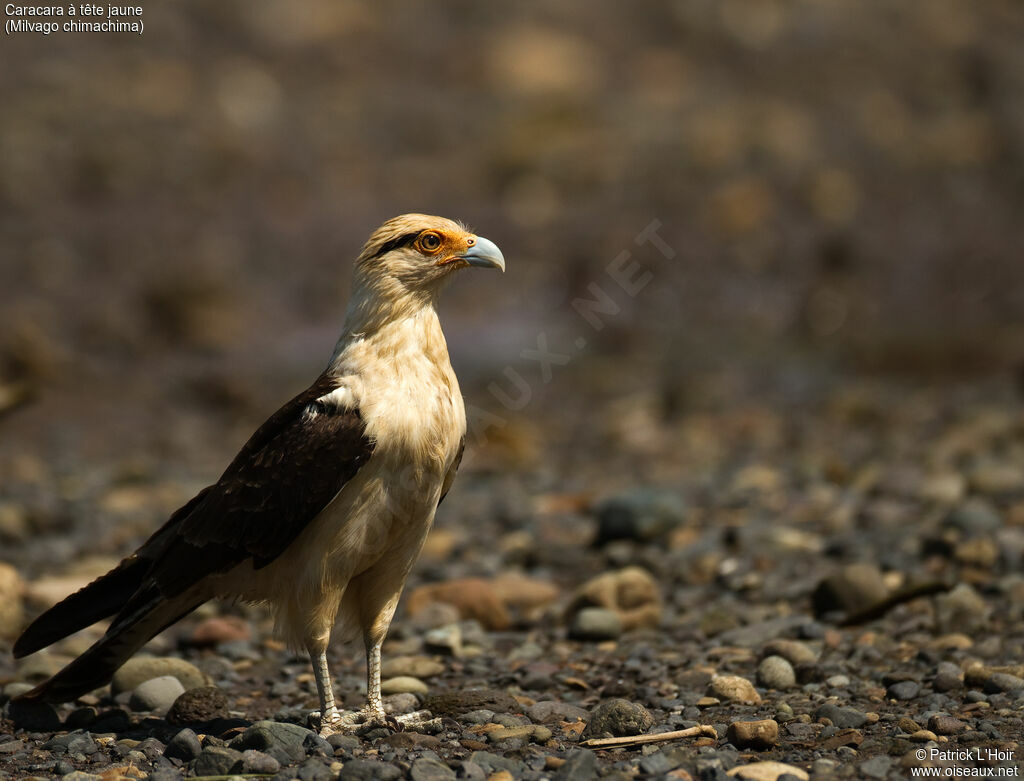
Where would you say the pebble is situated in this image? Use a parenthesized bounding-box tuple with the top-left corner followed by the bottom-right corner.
(380, 675, 428, 695)
(424, 689, 520, 717)
(826, 674, 850, 687)
(229, 719, 315, 763)
(593, 489, 687, 543)
(811, 562, 889, 617)
(984, 672, 1024, 693)
(424, 624, 463, 656)
(579, 698, 655, 739)
(407, 578, 511, 630)
(164, 728, 202, 761)
(709, 674, 762, 704)
(568, 607, 623, 640)
(165, 685, 229, 724)
(382, 655, 445, 679)
(910, 729, 939, 742)
(928, 714, 967, 735)
(241, 748, 280, 774)
(887, 680, 921, 700)
(128, 674, 185, 714)
(762, 639, 817, 665)
(569, 567, 662, 630)
(944, 498, 1002, 534)
(193, 745, 243, 776)
(554, 748, 598, 781)
(410, 757, 456, 781)
(756, 656, 795, 690)
(527, 700, 589, 723)
(860, 755, 892, 779)
(726, 760, 809, 781)
(338, 758, 404, 781)
(727, 719, 779, 750)
(814, 703, 867, 729)
(110, 657, 207, 695)
(188, 615, 251, 645)
(936, 584, 991, 632)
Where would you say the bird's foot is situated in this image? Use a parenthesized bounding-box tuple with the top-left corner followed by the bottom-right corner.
(313, 707, 442, 737)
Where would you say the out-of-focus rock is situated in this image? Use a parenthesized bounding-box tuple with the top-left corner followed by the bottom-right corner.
(111, 657, 208, 695)
(0, 562, 25, 639)
(592, 490, 687, 544)
(407, 579, 510, 630)
(811, 562, 890, 618)
(568, 567, 662, 630)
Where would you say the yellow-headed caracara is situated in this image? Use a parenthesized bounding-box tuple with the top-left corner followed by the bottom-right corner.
(12, 214, 505, 735)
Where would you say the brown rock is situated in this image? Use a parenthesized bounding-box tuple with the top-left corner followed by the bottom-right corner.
(166, 686, 229, 725)
(709, 674, 762, 704)
(407, 578, 510, 630)
(569, 567, 662, 630)
(189, 616, 250, 646)
(928, 715, 966, 735)
(423, 689, 520, 717)
(727, 719, 779, 750)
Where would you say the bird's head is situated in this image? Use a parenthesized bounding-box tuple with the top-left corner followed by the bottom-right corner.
(354, 214, 505, 299)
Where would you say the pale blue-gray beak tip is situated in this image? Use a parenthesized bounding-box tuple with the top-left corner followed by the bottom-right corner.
(461, 236, 505, 272)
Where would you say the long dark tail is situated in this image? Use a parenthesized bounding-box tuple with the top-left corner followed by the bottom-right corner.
(15, 585, 204, 704)
(13, 556, 149, 659)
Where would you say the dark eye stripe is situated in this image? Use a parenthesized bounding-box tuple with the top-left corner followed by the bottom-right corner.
(369, 231, 420, 260)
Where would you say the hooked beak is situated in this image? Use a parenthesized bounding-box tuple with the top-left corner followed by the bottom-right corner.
(458, 236, 505, 272)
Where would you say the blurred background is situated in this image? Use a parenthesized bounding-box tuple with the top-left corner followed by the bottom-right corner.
(1, 0, 1024, 609)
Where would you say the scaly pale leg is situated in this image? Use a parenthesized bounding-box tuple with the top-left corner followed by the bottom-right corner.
(310, 648, 342, 736)
(365, 638, 384, 719)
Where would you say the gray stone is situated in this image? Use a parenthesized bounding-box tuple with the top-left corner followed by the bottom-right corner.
(756, 656, 796, 690)
(424, 689, 520, 717)
(568, 607, 623, 640)
(811, 563, 889, 617)
(814, 703, 867, 729)
(527, 700, 589, 723)
(468, 750, 522, 774)
(985, 672, 1024, 693)
(554, 748, 599, 781)
(860, 755, 892, 779)
(945, 499, 1002, 534)
(411, 757, 457, 781)
(129, 675, 185, 714)
(339, 758, 404, 781)
(298, 758, 335, 781)
(192, 745, 243, 776)
(165, 728, 202, 761)
(887, 680, 920, 700)
(594, 490, 687, 544)
(229, 719, 315, 762)
(579, 698, 654, 740)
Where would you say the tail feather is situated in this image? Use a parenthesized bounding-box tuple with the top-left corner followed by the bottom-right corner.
(12, 556, 149, 659)
(15, 586, 203, 704)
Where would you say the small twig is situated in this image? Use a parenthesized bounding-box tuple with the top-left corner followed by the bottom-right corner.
(579, 724, 717, 749)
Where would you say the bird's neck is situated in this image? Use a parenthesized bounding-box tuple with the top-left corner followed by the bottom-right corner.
(328, 286, 448, 374)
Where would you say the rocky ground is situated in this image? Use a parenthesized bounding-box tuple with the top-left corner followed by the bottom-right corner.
(2, 373, 1024, 781)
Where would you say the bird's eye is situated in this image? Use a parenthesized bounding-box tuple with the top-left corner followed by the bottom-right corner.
(418, 232, 442, 253)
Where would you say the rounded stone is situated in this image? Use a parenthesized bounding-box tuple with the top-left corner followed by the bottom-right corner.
(579, 698, 655, 740)
(568, 607, 623, 640)
(709, 674, 762, 704)
(756, 656, 796, 690)
(129, 675, 185, 714)
(380, 675, 428, 695)
(166, 685, 229, 725)
(727, 719, 779, 750)
(111, 657, 207, 695)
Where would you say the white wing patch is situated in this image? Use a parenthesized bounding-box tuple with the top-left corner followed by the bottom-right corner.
(303, 385, 355, 421)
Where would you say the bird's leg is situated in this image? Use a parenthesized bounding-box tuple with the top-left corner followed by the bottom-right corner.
(311, 649, 341, 733)
(365, 636, 385, 720)
(305, 629, 343, 736)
